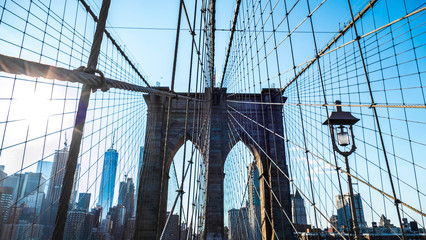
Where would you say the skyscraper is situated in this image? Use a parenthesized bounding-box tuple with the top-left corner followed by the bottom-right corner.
(110, 205, 126, 239)
(163, 212, 179, 240)
(97, 142, 118, 217)
(42, 141, 79, 233)
(291, 190, 307, 225)
(2, 172, 46, 204)
(336, 193, 366, 230)
(118, 177, 135, 223)
(0, 186, 13, 233)
(36, 160, 53, 193)
(247, 163, 261, 240)
(45, 143, 69, 208)
(228, 207, 250, 240)
(135, 146, 144, 213)
(77, 193, 91, 212)
(63, 209, 93, 240)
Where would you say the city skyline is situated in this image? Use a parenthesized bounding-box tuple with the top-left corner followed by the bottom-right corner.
(0, 0, 425, 239)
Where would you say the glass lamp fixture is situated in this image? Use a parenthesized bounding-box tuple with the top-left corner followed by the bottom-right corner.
(336, 125, 350, 146)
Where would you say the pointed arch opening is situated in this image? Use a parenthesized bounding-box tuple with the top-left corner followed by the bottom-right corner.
(224, 141, 264, 240)
(164, 138, 205, 238)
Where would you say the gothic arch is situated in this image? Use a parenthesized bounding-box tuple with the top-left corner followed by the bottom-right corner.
(135, 88, 293, 240)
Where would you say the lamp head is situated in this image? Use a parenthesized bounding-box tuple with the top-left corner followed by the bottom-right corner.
(323, 100, 359, 126)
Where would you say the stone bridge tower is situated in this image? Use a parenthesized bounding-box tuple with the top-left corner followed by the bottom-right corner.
(134, 88, 294, 240)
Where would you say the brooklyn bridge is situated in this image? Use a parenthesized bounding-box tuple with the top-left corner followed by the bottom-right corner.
(0, 0, 425, 239)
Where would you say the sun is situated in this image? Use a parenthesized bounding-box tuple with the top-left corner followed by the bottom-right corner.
(12, 86, 58, 127)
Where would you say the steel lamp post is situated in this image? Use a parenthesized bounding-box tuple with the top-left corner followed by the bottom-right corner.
(323, 100, 361, 240)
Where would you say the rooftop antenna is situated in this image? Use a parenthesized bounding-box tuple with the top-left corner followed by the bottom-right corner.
(111, 129, 116, 149)
(64, 132, 68, 147)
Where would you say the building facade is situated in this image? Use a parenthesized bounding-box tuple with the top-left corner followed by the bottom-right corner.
(228, 207, 251, 240)
(97, 145, 118, 217)
(291, 190, 307, 225)
(248, 163, 261, 240)
(63, 209, 93, 240)
(336, 193, 366, 230)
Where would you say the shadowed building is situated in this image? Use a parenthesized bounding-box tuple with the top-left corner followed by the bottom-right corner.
(163, 212, 179, 240)
(63, 209, 93, 240)
(0, 186, 13, 234)
(248, 163, 262, 240)
(291, 190, 307, 225)
(336, 193, 366, 230)
(228, 207, 251, 240)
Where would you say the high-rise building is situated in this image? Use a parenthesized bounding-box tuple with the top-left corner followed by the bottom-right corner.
(77, 193, 91, 212)
(63, 209, 93, 240)
(330, 214, 338, 228)
(247, 163, 261, 240)
(291, 190, 307, 225)
(0, 165, 7, 180)
(1, 221, 44, 240)
(135, 146, 144, 216)
(97, 142, 118, 218)
(336, 193, 366, 230)
(110, 205, 126, 239)
(45, 143, 69, 207)
(90, 206, 103, 229)
(19, 172, 46, 198)
(0, 186, 13, 233)
(118, 181, 127, 206)
(118, 177, 135, 220)
(19, 192, 45, 216)
(163, 212, 179, 240)
(36, 160, 53, 193)
(228, 207, 250, 240)
(2, 172, 46, 204)
(42, 142, 79, 235)
(123, 217, 136, 240)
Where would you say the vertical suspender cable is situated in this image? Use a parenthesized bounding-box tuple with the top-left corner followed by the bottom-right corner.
(345, 0, 406, 239)
(52, 0, 111, 239)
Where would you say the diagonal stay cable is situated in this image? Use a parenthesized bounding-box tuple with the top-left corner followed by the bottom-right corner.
(77, 0, 150, 87)
(279, 0, 378, 93)
(281, 3, 426, 93)
(227, 104, 426, 218)
(226, 108, 348, 239)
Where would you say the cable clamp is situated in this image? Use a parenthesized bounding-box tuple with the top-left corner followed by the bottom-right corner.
(76, 66, 109, 93)
(335, 167, 341, 171)
(394, 199, 401, 205)
(369, 103, 376, 108)
(176, 189, 185, 194)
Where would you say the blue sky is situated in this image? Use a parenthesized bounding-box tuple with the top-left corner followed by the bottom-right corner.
(0, 0, 425, 232)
